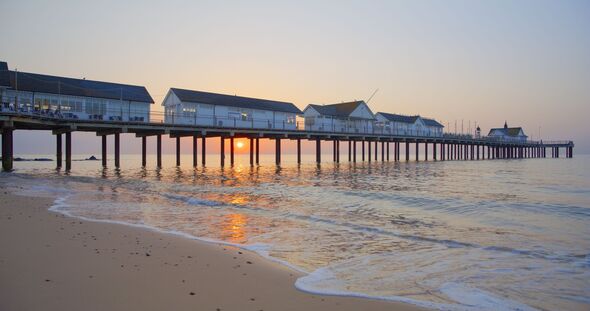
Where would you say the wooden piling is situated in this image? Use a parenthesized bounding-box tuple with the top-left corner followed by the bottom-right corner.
(316, 138, 321, 163)
(230, 137, 234, 166)
(56, 134, 62, 168)
(193, 135, 198, 167)
(275, 138, 281, 165)
(65, 132, 72, 171)
(175, 136, 180, 166)
(1, 128, 14, 171)
(102, 135, 107, 167)
(156, 134, 162, 167)
(114, 133, 120, 168)
(201, 136, 206, 166)
(142, 136, 147, 167)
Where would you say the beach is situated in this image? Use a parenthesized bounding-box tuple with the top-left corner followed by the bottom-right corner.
(0, 191, 427, 311)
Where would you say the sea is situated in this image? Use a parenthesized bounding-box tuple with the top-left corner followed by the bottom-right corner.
(1, 152, 589, 311)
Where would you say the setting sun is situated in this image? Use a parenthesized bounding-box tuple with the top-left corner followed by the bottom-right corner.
(236, 141, 245, 149)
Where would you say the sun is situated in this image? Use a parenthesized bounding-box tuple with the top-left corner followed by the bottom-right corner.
(236, 141, 245, 149)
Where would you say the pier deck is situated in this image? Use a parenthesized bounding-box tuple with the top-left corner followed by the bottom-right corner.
(0, 111, 575, 171)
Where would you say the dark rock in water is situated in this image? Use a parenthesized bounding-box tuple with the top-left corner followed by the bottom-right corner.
(14, 157, 26, 161)
(34, 158, 53, 161)
(86, 155, 99, 161)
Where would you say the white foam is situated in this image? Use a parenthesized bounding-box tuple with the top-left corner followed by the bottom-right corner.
(295, 267, 541, 311)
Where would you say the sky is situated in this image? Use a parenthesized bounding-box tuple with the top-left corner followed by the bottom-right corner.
(1, 0, 589, 155)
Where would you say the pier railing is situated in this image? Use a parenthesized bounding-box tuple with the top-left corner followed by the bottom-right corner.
(0, 102, 572, 146)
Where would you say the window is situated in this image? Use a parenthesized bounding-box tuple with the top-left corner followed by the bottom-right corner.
(85, 99, 106, 115)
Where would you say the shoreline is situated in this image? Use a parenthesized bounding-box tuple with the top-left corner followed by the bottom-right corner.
(0, 192, 429, 311)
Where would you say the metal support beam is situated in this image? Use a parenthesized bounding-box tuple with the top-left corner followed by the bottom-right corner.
(405, 141, 409, 161)
(353, 141, 357, 163)
(114, 133, 121, 168)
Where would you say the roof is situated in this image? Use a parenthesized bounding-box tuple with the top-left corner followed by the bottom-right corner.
(377, 112, 419, 124)
(488, 127, 526, 137)
(422, 117, 444, 128)
(307, 101, 373, 119)
(170, 88, 302, 114)
(0, 62, 9, 87)
(5, 69, 153, 103)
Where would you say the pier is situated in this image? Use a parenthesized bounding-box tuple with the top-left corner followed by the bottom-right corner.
(0, 111, 574, 171)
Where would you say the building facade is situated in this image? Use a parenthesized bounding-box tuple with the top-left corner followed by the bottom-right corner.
(487, 122, 528, 142)
(0, 61, 153, 121)
(162, 88, 302, 129)
(303, 101, 375, 133)
(375, 112, 444, 137)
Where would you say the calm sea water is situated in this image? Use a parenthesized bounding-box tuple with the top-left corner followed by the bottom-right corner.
(2, 153, 589, 311)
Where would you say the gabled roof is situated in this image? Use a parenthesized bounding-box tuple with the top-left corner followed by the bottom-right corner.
(3, 67, 153, 103)
(487, 127, 527, 137)
(422, 117, 444, 128)
(0, 62, 9, 87)
(377, 112, 419, 124)
(170, 88, 302, 114)
(378, 112, 444, 128)
(307, 101, 374, 119)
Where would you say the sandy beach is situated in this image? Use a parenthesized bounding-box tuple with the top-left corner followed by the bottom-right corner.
(0, 192, 427, 311)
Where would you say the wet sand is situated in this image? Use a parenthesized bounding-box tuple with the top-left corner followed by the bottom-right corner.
(0, 192, 428, 311)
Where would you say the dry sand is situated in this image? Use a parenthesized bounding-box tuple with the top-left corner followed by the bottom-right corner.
(0, 192, 428, 311)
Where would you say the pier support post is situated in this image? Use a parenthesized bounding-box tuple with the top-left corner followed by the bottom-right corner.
(374, 141, 378, 161)
(348, 141, 352, 162)
(156, 134, 162, 167)
(1, 128, 14, 172)
(255, 138, 259, 165)
(336, 139, 340, 163)
(220, 137, 225, 167)
(56, 134, 62, 168)
(368, 140, 372, 162)
(230, 137, 234, 166)
(175, 136, 181, 166)
(250, 138, 254, 166)
(353, 141, 357, 163)
(316, 138, 321, 163)
(101, 135, 107, 167)
(381, 141, 385, 162)
(425, 142, 428, 161)
(433, 143, 437, 160)
(275, 138, 281, 165)
(405, 141, 410, 161)
(142, 136, 147, 167)
(193, 136, 198, 167)
(333, 140, 337, 162)
(387, 142, 390, 161)
(201, 137, 206, 166)
(415, 141, 419, 162)
(297, 138, 301, 164)
(114, 133, 120, 168)
(362, 141, 365, 161)
(65, 131, 72, 171)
